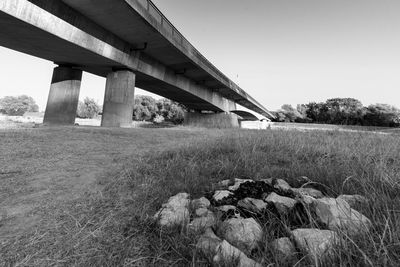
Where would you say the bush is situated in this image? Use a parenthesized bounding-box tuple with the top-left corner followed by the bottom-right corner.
(77, 97, 101, 119)
(133, 95, 186, 124)
(0, 95, 39, 116)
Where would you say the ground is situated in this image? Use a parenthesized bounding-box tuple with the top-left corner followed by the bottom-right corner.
(1, 120, 399, 266)
(0, 126, 212, 239)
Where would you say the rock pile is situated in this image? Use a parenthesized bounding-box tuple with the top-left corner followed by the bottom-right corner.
(154, 177, 371, 266)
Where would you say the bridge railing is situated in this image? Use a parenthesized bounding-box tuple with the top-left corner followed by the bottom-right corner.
(136, 0, 232, 87)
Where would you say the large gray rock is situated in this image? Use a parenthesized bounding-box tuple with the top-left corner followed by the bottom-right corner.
(273, 179, 292, 192)
(290, 176, 312, 188)
(264, 192, 297, 214)
(337, 194, 368, 209)
(196, 228, 222, 260)
(292, 187, 324, 198)
(192, 197, 211, 210)
(216, 205, 241, 219)
(217, 205, 238, 213)
(219, 218, 263, 253)
(213, 240, 262, 267)
(237, 198, 267, 214)
(217, 179, 232, 188)
(213, 190, 234, 202)
(291, 228, 339, 260)
(197, 229, 262, 267)
(313, 197, 372, 234)
(260, 178, 273, 186)
(270, 237, 297, 260)
(188, 211, 217, 233)
(154, 193, 190, 227)
(195, 208, 209, 217)
(228, 178, 255, 191)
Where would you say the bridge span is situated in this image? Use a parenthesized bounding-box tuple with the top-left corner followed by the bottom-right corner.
(0, 0, 274, 127)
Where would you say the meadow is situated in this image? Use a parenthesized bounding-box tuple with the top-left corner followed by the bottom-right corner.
(0, 125, 399, 266)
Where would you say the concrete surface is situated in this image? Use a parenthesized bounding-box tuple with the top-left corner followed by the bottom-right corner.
(101, 70, 136, 127)
(0, 0, 274, 120)
(43, 66, 82, 125)
(184, 112, 240, 128)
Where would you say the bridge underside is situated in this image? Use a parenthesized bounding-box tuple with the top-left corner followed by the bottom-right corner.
(0, 8, 225, 113)
(0, 0, 272, 127)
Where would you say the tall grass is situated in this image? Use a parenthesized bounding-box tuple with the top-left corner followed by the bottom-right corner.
(2, 129, 399, 266)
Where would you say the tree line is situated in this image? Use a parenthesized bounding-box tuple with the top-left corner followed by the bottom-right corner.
(273, 98, 400, 127)
(2, 95, 399, 127)
(77, 95, 186, 124)
(0, 95, 185, 124)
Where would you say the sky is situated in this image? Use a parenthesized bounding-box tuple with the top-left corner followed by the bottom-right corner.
(1, 0, 400, 111)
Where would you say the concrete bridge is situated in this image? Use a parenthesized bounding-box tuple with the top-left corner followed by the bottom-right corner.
(0, 0, 273, 127)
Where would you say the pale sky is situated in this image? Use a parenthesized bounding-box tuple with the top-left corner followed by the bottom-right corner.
(1, 0, 400, 111)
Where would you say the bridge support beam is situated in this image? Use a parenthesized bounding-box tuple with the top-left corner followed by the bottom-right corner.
(101, 70, 136, 127)
(43, 66, 82, 125)
(184, 112, 240, 128)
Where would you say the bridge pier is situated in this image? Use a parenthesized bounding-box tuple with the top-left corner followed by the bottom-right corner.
(184, 112, 240, 128)
(101, 70, 136, 127)
(43, 66, 82, 125)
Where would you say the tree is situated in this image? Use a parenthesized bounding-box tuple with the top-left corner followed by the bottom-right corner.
(325, 98, 364, 125)
(363, 104, 400, 127)
(0, 95, 39, 116)
(305, 102, 329, 123)
(133, 95, 186, 124)
(77, 97, 101, 119)
(280, 104, 303, 122)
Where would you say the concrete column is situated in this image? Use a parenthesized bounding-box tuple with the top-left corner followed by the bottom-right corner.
(101, 70, 135, 127)
(43, 66, 82, 125)
(184, 112, 240, 128)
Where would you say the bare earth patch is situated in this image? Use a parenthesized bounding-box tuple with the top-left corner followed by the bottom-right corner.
(0, 126, 211, 242)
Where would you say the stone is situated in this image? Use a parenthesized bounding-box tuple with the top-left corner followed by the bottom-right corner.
(264, 192, 297, 214)
(217, 205, 238, 213)
(313, 197, 372, 234)
(260, 178, 273, 186)
(291, 228, 339, 260)
(219, 218, 263, 253)
(192, 197, 211, 210)
(273, 179, 292, 192)
(292, 187, 324, 198)
(213, 190, 234, 202)
(217, 179, 232, 188)
(195, 208, 210, 217)
(213, 240, 262, 267)
(228, 178, 255, 191)
(337, 194, 368, 209)
(298, 195, 316, 205)
(237, 198, 268, 214)
(154, 193, 190, 227)
(196, 228, 222, 260)
(216, 205, 241, 219)
(270, 237, 297, 260)
(290, 176, 312, 188)
(188, 211, 217, 233)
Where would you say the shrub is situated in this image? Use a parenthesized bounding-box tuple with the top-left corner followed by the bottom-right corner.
(0, 95, 39, 116)
(77, 97, 101, 119)
(133, 95, 186, 124)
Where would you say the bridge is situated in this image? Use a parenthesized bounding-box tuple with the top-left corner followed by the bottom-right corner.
(0, 0, 274, 127)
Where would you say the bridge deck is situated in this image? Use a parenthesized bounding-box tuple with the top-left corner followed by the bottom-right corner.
(0, 0, 273, 117)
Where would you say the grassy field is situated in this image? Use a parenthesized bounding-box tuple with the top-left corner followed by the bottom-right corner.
(1, 125, 399, 266)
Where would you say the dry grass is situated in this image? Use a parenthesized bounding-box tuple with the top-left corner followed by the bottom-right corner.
(1, 127, 400, 266)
